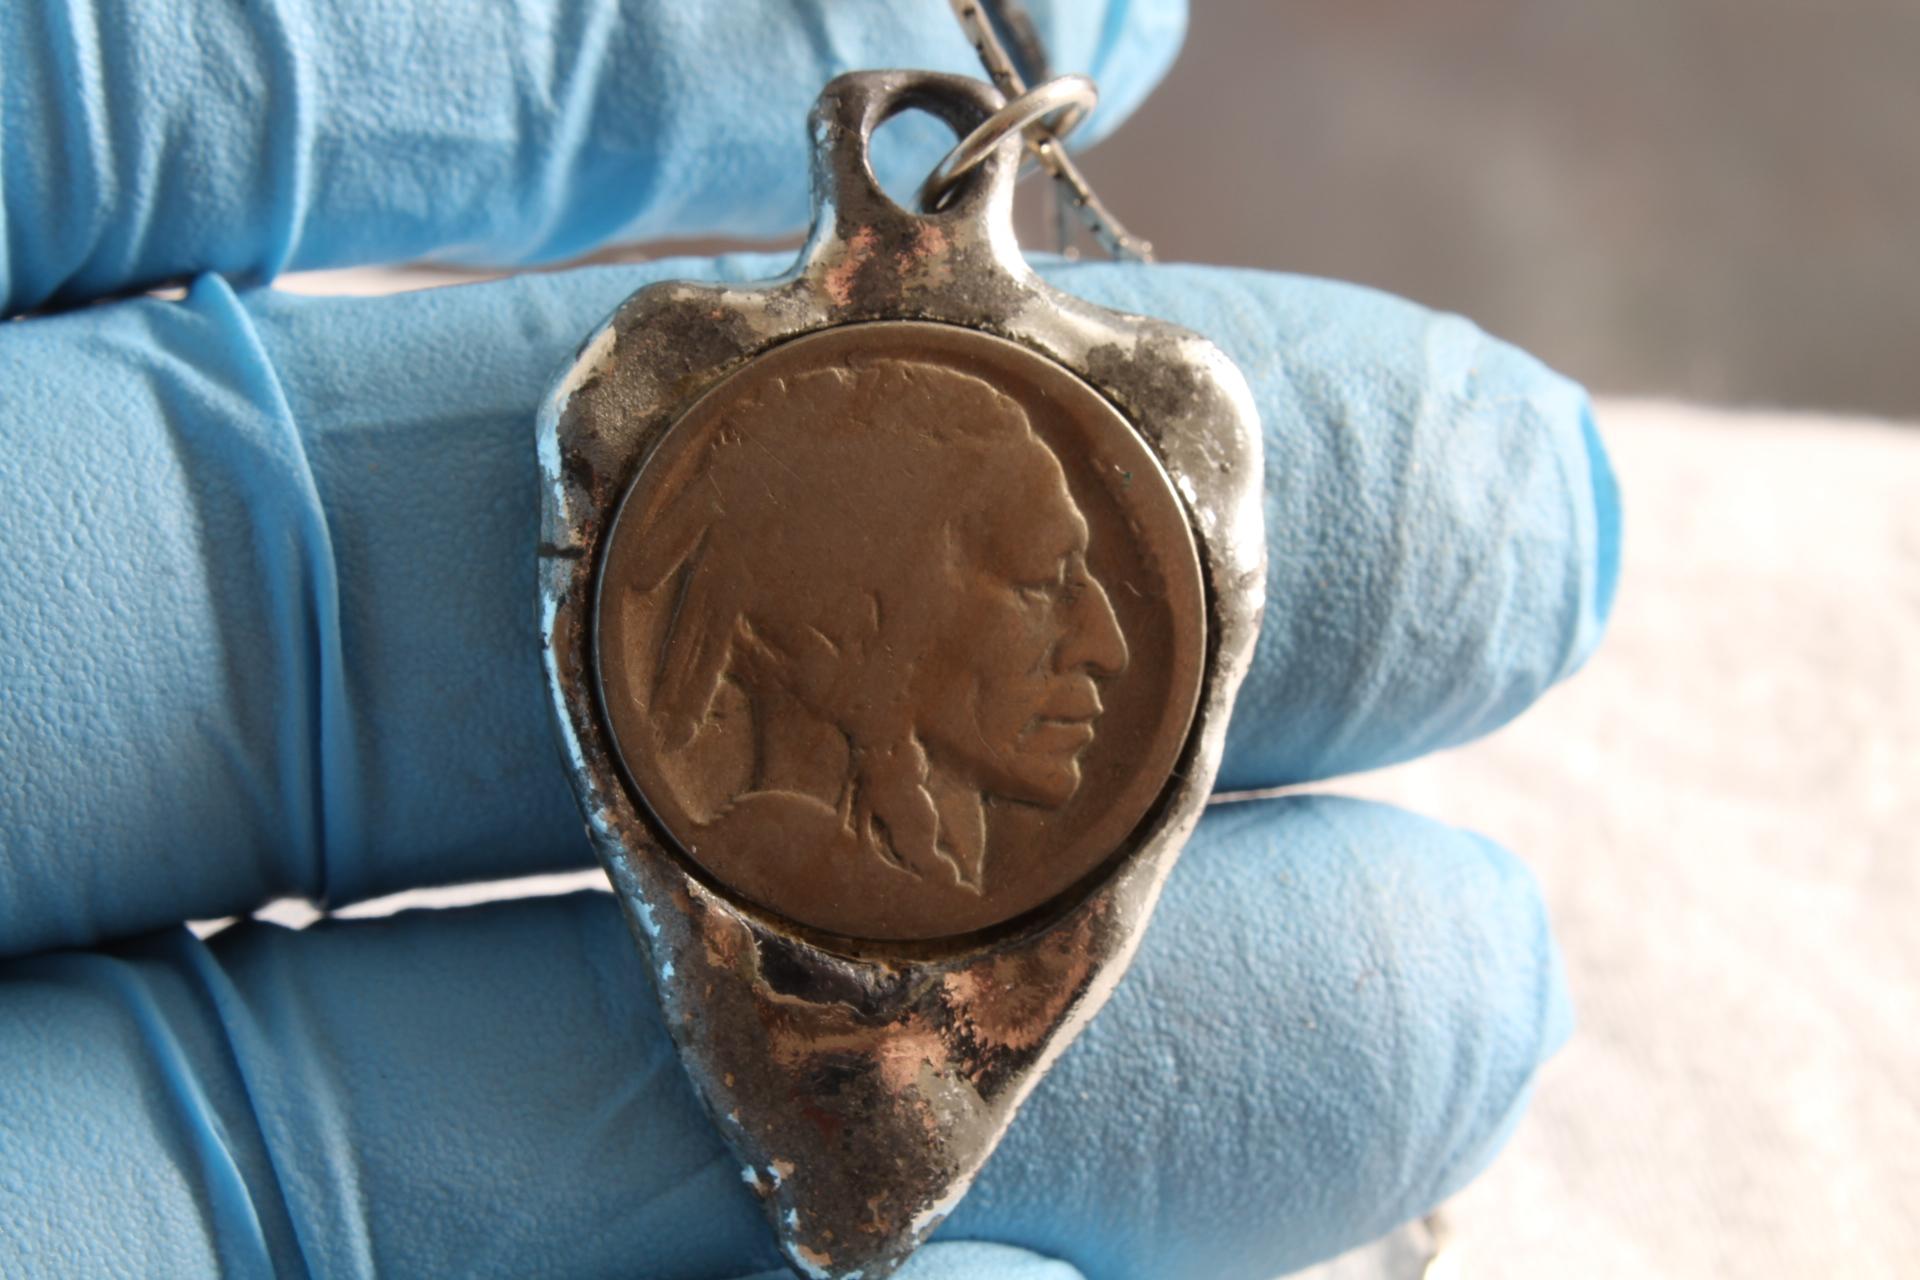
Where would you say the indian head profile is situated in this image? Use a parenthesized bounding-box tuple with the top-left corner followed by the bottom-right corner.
(613, 351, 1128, 894)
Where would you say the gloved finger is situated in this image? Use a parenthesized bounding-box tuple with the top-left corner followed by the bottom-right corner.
(0, 258, 1613, 957)
(1050, 262, 1621, 791)
(0, 797, 1568, 1280)
(0, 0, 1183, 317)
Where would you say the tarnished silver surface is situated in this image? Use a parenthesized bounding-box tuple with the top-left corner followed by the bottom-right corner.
(539, 71, 1264, 1279)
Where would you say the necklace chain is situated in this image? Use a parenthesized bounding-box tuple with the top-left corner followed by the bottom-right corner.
(949, 0, 1156, 261)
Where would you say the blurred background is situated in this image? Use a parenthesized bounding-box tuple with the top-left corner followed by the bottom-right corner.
(1058, 0, 1920, 418)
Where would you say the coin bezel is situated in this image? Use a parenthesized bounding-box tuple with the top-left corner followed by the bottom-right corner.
(591, 320, 1208, 944)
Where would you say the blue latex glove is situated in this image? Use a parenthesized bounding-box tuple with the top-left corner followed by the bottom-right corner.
(0, 2, 1620, 1278)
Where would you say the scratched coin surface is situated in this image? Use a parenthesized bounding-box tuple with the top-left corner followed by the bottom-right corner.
(595, 321, 1205, 941)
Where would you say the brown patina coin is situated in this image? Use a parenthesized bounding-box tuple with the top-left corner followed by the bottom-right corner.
(595, 321, 1205, 941)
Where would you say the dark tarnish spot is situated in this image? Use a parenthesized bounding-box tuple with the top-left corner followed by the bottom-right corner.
(558, 291, 772, 508)
(1084, 334, 1208, 445)
(755, 929, 924, 1010)
(936, 915, 1100, 1093)
(613, 293, 765, 404)
(560, 437, 604, 507)
(801, 1103, 847, 1143)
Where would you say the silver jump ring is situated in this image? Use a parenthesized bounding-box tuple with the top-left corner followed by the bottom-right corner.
(917, 74, 1097, 213)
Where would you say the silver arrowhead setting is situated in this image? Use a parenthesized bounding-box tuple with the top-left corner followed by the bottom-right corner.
(538, 71, 1264, 1279)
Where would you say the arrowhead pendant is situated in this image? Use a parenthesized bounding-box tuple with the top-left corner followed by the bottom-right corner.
(538, 71, 1265, 1278)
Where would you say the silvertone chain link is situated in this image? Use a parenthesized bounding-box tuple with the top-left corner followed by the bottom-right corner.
(949, 0, 1157, 261)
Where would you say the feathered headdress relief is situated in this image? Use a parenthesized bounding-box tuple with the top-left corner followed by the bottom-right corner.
(629, 356, 1059, 887)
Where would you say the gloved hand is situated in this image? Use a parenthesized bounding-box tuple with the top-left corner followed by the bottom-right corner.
(0, 2, 1619, 1277)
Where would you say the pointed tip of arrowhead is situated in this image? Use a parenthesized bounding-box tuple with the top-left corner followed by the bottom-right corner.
(769, 1177, 958, 1280)
(778, 1230, 914, 1280)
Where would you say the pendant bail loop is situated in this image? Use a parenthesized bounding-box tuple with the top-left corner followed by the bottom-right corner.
(806, 72, 1018, 231)
(917, 74, 1095, 213)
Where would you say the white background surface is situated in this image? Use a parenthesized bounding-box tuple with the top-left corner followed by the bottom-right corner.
(1314, 401, 1919, 1279)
